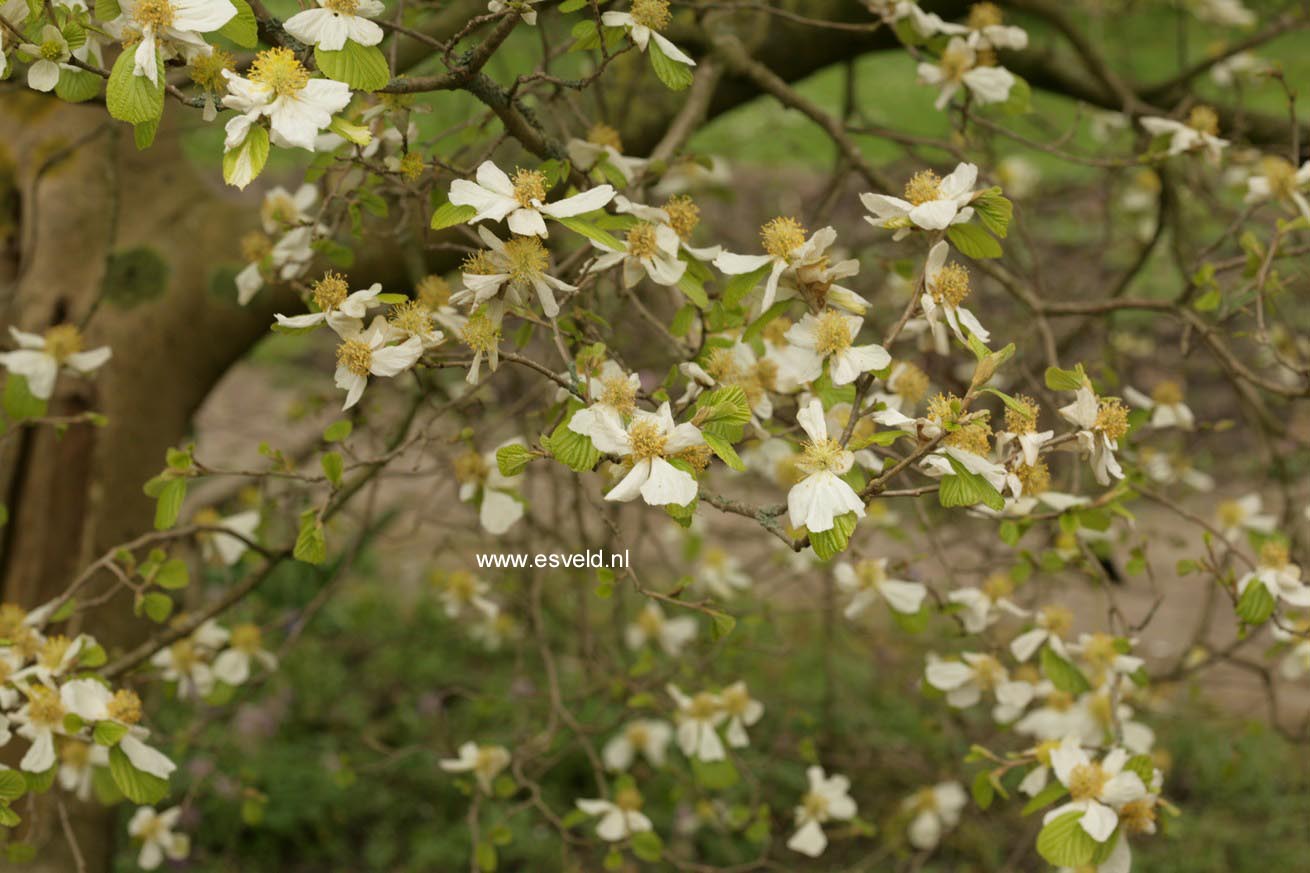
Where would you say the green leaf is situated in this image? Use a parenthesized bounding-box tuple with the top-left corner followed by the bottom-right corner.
(430, 199, 478, 231)
(133, 119, 160, 150)
(647, 38, 693, 91)
(972, 187, 1013, 239)
(971, 769, 995, 810)
(223, 124, 270, 190)
(1123, 754, 1156, 784)
(93, 720, 129, 747)
(693, 385, 752, 441)
(155, 558, 188, 590)
(702, 432, 745, 471)
(1044, 365, 1086, 391)
(321, 451, 344, 486)
(1021, 777, 1067, 815)
(106, 48, 164, 124)
(3, 374, 46, 421)
(691, 759, 739, 790)
(810, 512, 857, 561)
(559, 0, 587, 9)
(0, 771, 25, 802)
(675, 268, 709, 308)
(938, 454, 1005, 511)
(1040, 645, 1092, 694)
(153, 478, 186, 530)
(946, 223, 1003, 259)
(475, 841, 497, 872)
(1236, 579, 1275, 625)
(323, 419, 353, 442)
(55, 68, 101, 103)
(721, 264, 772, 309)
(315, 41, 390, 91)
(108, 746, 169, 805)
(217, 0, 258, 47)
(1035, 811, 1099, 867)
(630, 830, 664, 862)
(140, 592, 173, 623)
(22, 768, 55, 794)
(294, 509, 327, 565)
(553, 215, 625, 251)
(496, 443, 533, 477)
(94, 0, 121, 19)
(546, 403, 601, 472)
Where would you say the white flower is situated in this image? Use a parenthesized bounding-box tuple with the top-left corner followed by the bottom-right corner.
(715, 220, 863, 313)
(193, 508, 259, 566)
(1244, 155, 1310, 225)
(922, 439, 1010, 499)
(112, 0, 236, 81)
(1059, 386, 1127, 486)
(719, 681, 763, 748)
(566, 128, 648, 186)
(782, 311, 889, 387)
(212, 623, 278, 686)
(332, 320, 423, 410)
(59, 679, 177, 779)
(489, 0, 538, 25)
(455, 226, 577, 318)
(602, 0, 695, 67)
(921, 240, 990, 348)
(861, 163, 979, 239)
(588, 199, 687, 288)
(925, 652, 1034, 721)
(1141, 109, 1229, 162)
(948, 576, 1027, 631)
(603, 719, 673, 771)
(58, 740, 109, 801)
(575, 791, 653, 841)
(624, 602, 697, 656)
(962, 3, 1028, 51)
(666, 684, 725, 761)
(1280, 638, 1310, 681)
(1214, 493, 1276, 541)
(1238, 541, 1310, 608)
(223, 48, 353, 153)
(1044, 739, 1148, 842)
(578, 360, 642, 419)
(0, 325, 111, 400)
(448, 161, 614, 238)
(694, 546, 751, 599)
(1189, 0, 1255, 27)
(276, 280, 382, 333)
(903, 781, 967, 850)
(18, 25, 69, 92)
(439, 742, 510, 793)
(284, 0, 385, 51)
(787, 400, 865, 535)
(997, 155, 1041, 198)
(1124, 382, 1194, 430)
(455, 441, 526, 535)
(834, 558, 926, 618)
(149, 621, 228, 699)
(128, 807, 190, 871)
(12, 687, 68, 772)
(568, 402, 703, 507)
(786, 765, 856, 857)
(1010, 605, 1075, 662)
(918, 38, 1015, 110)
(1212, 51, 1271, 86)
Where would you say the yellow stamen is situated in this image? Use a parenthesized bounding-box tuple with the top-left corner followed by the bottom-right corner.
(760, 216, 806, 259)
(249, 47, 310, 98)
